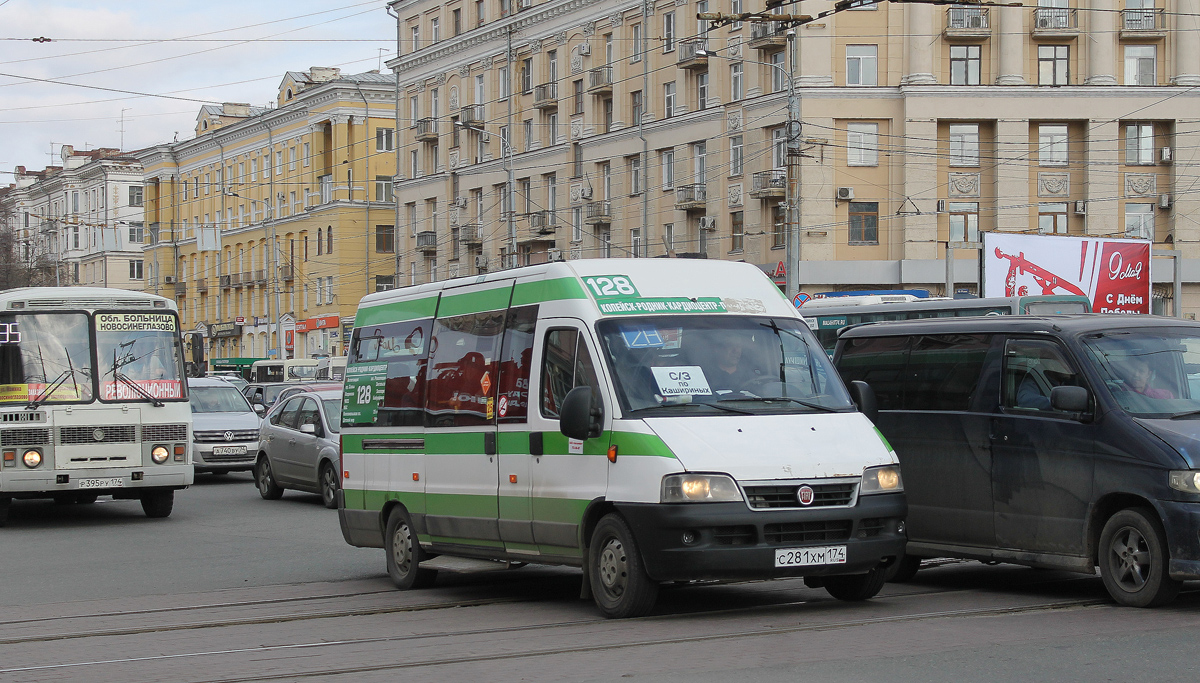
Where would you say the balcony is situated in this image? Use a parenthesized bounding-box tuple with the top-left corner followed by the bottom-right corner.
(416, 230, 438, 253)
(253, 269, 266, 284)
(529, 210, 558, 235)
(1031, 8, 1078, 38)
(750, 170, 787, 199)
(1121, 9, 1166, 39)
(460, 223, 484, 244)
(460, 104, 485, 126)
(241, 271, 253, 287)
(280, 265, 293, 282)
(587, 67, 613, 95)
(676, 39, 709, 70)
(748, 22, 787, 50)
(533, 83, 558, 110)
(415, 117, 439, 142)
(195, 278, 208, 294)
(675, 183, 707, 211)
(584, 200, 612, 225)
(219, 274, 231, 289)
(945, 7, 990, 40)
(230, 272, 243, 288)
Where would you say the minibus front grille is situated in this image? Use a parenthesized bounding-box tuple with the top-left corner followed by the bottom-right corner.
(743, 483, 857, 509)
(142, 424, 189, 442)
(60, 425, 137, 445)
(0, 428, 51, 446)
(763, 520, 853, 544)
(711, 525, 756, 545)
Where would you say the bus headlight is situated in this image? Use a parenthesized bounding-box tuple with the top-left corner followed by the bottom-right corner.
(860, 465, 903, 494)
(661, 473, 743, 503)
(22, 449, 42, 468)
(150, 445, 170, 464)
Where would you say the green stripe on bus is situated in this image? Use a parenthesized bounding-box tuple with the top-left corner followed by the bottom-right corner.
(362, 489, 424, 513)
(356, 296, 439, 327)
(344, 429, 677, 458)
(436, 285, 513, 318)
(426, 492, 497, 518)
(510, 277, 588, 307)
(531, 496, 590, 525)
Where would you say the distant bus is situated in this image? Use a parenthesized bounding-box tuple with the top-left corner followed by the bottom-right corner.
(250, 358, 319, 383)
(209, 357, 265, 381)
(802, 295, 1092, 353)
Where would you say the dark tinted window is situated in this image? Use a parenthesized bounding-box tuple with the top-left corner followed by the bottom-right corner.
(906, 334, 991, 411)
(1002, 338, 1082, 413)
(297, 398, 323, 436)
(276, 397, 303, 429)
(425, 310, 506, 427)
(342, 318, 431, 427)
(496, 305, 538, 423)
(541, 328, 601, 418)
(837, 335, 909, 410)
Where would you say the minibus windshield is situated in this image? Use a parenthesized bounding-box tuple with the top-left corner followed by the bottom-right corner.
(597, 315, 854, 415)
(1082, 328, 1200, 418)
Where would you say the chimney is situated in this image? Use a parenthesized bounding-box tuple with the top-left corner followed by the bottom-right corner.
(308, 67, 341, 83)
(222, 102, 251, 118)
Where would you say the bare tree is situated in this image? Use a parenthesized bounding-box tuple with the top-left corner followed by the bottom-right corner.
(0, 204, 58, 290)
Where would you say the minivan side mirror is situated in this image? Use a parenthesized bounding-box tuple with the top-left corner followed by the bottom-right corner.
(1051, 385, 1090, 413)
(560, 386, 603, 441)
(848, 380, 878, 424)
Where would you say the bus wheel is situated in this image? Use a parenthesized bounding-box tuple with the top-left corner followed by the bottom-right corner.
(255, 458, 284, 500)
(141, 490, 174, 519)
(589, 514, 658, 619)
(824, 565, 888, 601)
(0, 497, 10, 527)
(75, 493, 99, 505)
(53, 493, 76, 505)
(385, 507, 437, 589)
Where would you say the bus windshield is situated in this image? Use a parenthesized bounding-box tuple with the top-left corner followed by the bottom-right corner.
(596, 315, 854, 415)
(94, 312, 185, 402)
(0, 313, 94, 404)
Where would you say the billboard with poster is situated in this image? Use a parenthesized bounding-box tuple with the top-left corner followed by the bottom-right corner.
(982, 233, 1151, 314)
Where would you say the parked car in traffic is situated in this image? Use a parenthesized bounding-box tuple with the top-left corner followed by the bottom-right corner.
(254, 389, 342, 508)
(208, 372, 248, 393)
(188, 377, 263, 474)
(244, 382, 341, 411)
(835, 314, 1200, 607)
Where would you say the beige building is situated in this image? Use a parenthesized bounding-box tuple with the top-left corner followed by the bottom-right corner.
(137, 68, 399, 362)
(0, 146, 147, 290)
(386, 0, 1200, 314)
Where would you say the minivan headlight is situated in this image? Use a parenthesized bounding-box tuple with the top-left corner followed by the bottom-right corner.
(661, 473, 743, 503)
(1169, 470, 1200, 494)
(860, 465, 903, 495)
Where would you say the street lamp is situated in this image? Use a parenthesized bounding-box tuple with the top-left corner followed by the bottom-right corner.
(224, 190, 284, 361)
(455, 118, 517, 266)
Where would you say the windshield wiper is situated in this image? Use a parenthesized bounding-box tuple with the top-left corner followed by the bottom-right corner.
(112, 370, 164, 407)
(629, 401, 755, 416)
(1168, 409, 1200, 419)
(27, 369, 73, 410)
(718, 396, 844, 413)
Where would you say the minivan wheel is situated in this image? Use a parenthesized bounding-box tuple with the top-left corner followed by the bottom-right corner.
(385, 507, 437, 589)
(824, 565, 888, 601)
(589, 513, 659, 618)
(319, 463, 338, 510)
(1098, 508, 1180, 607)
(255, 457, 284, 500)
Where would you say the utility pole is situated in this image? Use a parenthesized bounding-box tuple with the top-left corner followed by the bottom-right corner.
(506, 26, 516, 267)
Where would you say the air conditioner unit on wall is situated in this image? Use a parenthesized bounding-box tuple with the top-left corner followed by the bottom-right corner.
(699, 216, 717, 231)
(163, 275, 176, 284)
(836, 187, 854, 201)
(936, 199, 947, 213)
(580, 187, 593, 199)
(577, 43, 591, 56)
(475, 255, 488, 269)
(1075, 200, 1087, 215)
(1159, 193, 1172, 209)
(454, 197, 468, 209)
(1161, 146, 1172, 163)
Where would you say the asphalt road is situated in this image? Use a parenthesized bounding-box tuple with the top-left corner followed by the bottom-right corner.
(3, 474, 1200, 683)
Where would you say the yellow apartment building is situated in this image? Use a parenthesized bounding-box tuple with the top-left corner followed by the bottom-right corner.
(138, 68, 400, 361)
(386, 0, 1200, 314)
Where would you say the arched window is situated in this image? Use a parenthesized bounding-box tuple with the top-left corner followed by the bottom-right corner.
(286, 89, 293, 100)
(326, 226, 333, 254)
(317, 228, 323, 255)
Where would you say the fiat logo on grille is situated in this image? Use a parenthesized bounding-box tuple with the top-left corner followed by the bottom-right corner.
(223, 431, 235, 441)
(797, 485, 815, 506)
(92, 429, 105, 441)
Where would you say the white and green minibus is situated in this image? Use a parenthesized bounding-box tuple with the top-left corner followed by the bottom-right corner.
(337, 259, 905, 617)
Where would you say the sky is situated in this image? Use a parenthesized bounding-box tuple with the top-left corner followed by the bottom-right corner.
(0, 0, 395, 177)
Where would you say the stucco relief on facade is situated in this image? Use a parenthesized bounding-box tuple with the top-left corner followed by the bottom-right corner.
(449, 86, 459, 109)
(459, 65, 471, 78)
(1037, 173, 1069, 197)
(729, 183, 743, 207)
(947, 173, 980, 198)
(571, 117, 584, 140)
(726, 109, 743, 132)
(1125, 174, 1157, 197)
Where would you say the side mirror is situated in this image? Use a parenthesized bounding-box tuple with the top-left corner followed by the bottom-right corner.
(253, 404, 266, 415)
(300, 423, 317, 435)
(848, 380, 878, 424)
(1051, 385, 1090, 413)
(560, 386, 603, 441)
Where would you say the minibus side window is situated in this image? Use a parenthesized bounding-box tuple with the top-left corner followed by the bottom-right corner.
(425, 310, 506, 427)
(541, 328, 601, 419)
(1002, 339, 1083, 413)
(497, 305, 538, 423)
(344, 319, 431, 427)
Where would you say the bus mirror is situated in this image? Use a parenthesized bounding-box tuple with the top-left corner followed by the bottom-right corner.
(848, 380, 878, 424)
(560, 386, 601, 440)
(1051, 385, 1089, 413)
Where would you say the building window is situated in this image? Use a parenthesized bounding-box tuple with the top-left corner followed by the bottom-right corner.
(772, 205, 786, 248)
(128, 185, 144, 207)
(948, 202, 979, 242)
(730, 211, 744, 252)
(847, 122, 879, 166)
(476, 0, 485, 25)
(730, 62, 744, 100)
(375, 175, 394, 202)
(846, 45, 878, 86)
(732, 0, 743, 28)
(632, 23, 643, 62)
(664, 12, 676, 52)
(1038, 45, 1069, 85)
(573, 79, 584, 114)
(664, 81, 676, 118)
(1038, 124, 1068, 166)
(1039, 202, 1069, 234)
(376, 275, 395, 292)
(524, 119, 533, 151)
(430, 18, 440, 43)
(697, 72, 708, 110)
(521, 58, 532, 93)
(1125, 122, 1155, 165)
(1125, 45, 1156, 85)
(631, 90, 643, 126)
(661, 148, 675, 188)
(605, 33, 614, 65)
(129, 259, 144, 280)
(730, 136, 743, 176)
(376, 127, 394, 152)
(499, 66, 510, 99)
(848, 202, 880, 245)
(376, 224, 395, 253)
(572, 143, 583, 177)
(664, 223, 675, 251)
(128, 222, 144, 244)
(410, 25, 419, 52)
(950, 45, 981, 85)
(547, 112, 558, 145)
(572, 207, 583, 242)
(603, 99, 613, 133)
(452, 8, 461, 35)
(772, 127, 787, 168)
(693, 141, 707, 183)
(771, 50, 786, 92)
(949, 124, 980, 166)
(629, 155, 642, 194)
(1125, 203, 1154, 239)
(275, 151, 283, 175)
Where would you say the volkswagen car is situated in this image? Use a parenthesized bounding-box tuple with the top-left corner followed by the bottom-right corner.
(188, 377, 263, 474)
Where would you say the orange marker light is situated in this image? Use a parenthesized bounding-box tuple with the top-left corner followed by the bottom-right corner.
(607, 445, 619, 463)
(412, 473, 420, 482)
(343, 470, 349, 479)
(509, 474, 518, 484)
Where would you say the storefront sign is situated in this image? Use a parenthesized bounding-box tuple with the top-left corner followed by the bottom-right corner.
(209, 321, 242, 338)
(296, 315, 340, 332)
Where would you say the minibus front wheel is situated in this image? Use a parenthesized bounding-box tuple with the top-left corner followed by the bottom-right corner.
(385, 507, 437, 590)
(589, 513, 659, 618)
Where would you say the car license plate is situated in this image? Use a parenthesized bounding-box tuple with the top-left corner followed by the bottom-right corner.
(78, 477, 124, 489)
(212, 446, 247, 456)
(774, 545, 847, 568)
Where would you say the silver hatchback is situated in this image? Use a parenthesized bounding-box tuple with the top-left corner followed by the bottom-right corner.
(254, 390, 342, 508)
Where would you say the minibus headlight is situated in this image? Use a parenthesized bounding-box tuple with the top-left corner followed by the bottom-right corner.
(860, 465, 903, 495)
(661, 473, 743, 503)
(22, 449, 42, 468)
(1168, 470, 1200, 494)
(150, 445, 170, 464)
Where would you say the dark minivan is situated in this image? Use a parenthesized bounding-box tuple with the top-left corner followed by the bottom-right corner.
(835, 315, 1200, 607)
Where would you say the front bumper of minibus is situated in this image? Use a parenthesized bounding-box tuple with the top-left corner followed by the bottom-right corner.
(616, 492, 906, 582)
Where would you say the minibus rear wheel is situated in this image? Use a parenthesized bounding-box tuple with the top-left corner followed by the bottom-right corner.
(589, 514, 659, 618)
(1098, 508, 1181, 607)
(385, 507, 437, 589)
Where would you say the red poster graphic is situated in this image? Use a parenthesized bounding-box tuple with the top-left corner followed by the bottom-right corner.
(1093, 241, 1151, 314)
(100, 380, 184, 401)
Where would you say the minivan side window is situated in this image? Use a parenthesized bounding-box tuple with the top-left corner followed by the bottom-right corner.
(344, 318, 431, 427)
(496, 305, 539, 423)
(1002, 338, 1082, 413)
(837, 335, 910, 410)
(541, 328, 601, 418)
(425, 310, 507, 427)
(906, 334, 991, 411)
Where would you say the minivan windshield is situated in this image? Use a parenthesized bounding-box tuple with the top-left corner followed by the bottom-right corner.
(597, 315, 854, 415)
(1081, 328, 1200, 418)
